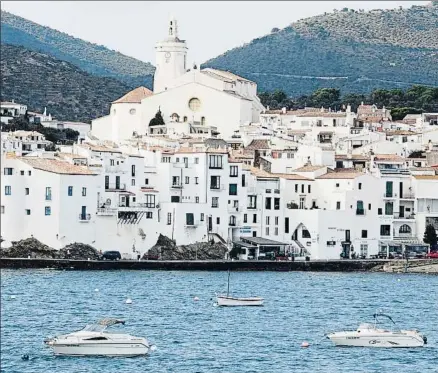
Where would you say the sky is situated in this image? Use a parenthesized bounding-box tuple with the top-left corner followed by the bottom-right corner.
(1, 1, 430, 65)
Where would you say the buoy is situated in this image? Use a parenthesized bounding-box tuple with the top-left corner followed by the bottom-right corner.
(94, 288, 99, 292)
(150, 345, 157, 351)
(21, 354, 29, 361)
(10, 295, 16, 299)
(126, 298, 133, 304)
(301, 341, 310, 348)
(193, 296, 199, 301)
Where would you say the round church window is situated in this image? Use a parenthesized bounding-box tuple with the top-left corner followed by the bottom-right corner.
(188, 98, 201, 112)
(129, 108, 136, 115)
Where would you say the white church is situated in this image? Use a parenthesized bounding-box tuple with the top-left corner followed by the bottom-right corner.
(92, 18, 265, 141)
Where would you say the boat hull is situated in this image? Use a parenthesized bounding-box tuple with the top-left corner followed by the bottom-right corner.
(216, 296, 264, 307)
(328, 333, 424, 348)
(51, 342, 149, 356)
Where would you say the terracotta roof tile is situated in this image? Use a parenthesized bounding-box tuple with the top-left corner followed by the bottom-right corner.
(316, 172, 362, 179)
(112, 86, 153, 104)
(19, 158, 96, 175)
(246, 139, 270, 150)
(413, 175, 438, 180)
(292, 165, 326, 172)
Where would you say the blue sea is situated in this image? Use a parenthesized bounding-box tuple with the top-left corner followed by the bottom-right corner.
(1, 269, 437, 373)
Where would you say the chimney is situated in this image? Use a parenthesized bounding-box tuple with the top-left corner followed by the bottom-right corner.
(11, 99, 15, 103)
(282, 107, 286, 114)
(267, 106, 270, 111)
(346, 104, 351, 113)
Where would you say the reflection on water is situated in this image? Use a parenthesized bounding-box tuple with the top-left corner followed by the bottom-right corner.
(1, 269, 437, 372)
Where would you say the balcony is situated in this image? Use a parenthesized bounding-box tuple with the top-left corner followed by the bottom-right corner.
(118, 203, 157, 212)
(247, 205, 258, 210)
(78, 213, 91, 222)
(393, 213, 415, 220)
(210, 184, 224, 191)
(185, 221, 199, 228)
(105, 183, 126, 191)
(399, 192, 415, 200)
(173, 162, 192, 169)
(228, 205, 242, 213)
(171, 183, 183, 189)
(383, 192, 397, 198)
(97, 207, 117, 216)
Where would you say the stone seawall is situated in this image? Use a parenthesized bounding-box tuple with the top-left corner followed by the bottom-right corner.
(0, 258, 390, 271)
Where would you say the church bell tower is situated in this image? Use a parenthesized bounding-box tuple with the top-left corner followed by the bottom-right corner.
(153, 17, 188, 93)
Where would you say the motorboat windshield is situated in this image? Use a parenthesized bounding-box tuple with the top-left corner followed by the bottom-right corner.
(80, 319, 125, 333)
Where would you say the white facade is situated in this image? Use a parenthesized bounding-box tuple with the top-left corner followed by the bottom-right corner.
(0, 101, 27, 124)
(1, 131, 51, 156)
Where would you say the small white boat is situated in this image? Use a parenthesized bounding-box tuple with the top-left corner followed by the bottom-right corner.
(44, 318, 150, 356)
(216, 270, 264, 307)
(327, 313, 427, 348)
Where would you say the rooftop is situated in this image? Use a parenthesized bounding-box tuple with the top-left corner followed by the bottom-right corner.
(112, 86, 153, 104)
(373, 154, 404, 162)
(292, 165, 326, 172)
(19, 158, 96, 175)
(316, 171, 362, 179)
(413, 175, 438, 180)
(246, 139, 270, 150)
(240, 237, 287, 246)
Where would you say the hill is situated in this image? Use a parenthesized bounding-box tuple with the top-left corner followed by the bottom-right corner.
(0, 44, 131, 122)
(0, 10, 154, 88)
(204, 3, 438, 96)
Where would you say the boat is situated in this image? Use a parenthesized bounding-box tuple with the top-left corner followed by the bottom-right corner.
(216, 270, 264, 307)
(44, 318, 150, 356)
(327, 313, 427, 348)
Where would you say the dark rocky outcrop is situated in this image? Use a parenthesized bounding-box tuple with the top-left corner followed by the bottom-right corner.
(58, 243, 100, 260)
(0, 237, 58, 259)
(144, 234, 228, 260)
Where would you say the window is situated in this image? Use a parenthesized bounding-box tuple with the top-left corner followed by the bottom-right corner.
(20, 170, 24, 175)
(25, 188, 29, 195)
(186, 213, 195, 226)
(4, 186, 11, 195)
(195, 177, 199, 184)
(301, 184, 304, 193)
(188, 97, 201, 112)
(185, 176, 190, 184)
(385, 202, 393, 215)
(82, 187, 87, 196)
(167, 213, 172, 225)
(1, 206, 4, 214)
(308, 185, 311, 193)
(105, 176, 109, 190)
(28, 171, 31, 176)
(361, 230, 368, 238)
(200, 213, 204, 221)
(144, 178, 149, 186)
(195, 196, 199, 203)
(183, 157, 188, 165)
(209, 155, 223, 169)
(356, 201, 364, 215)
(68, 186, 73, 196)
(229, 184, 237, 196)
(274, 227, 278, 236)
(44, 187, 52, 200)
(194, 157, 199, 164)
(131, 165, 136, 177)
(302, 229, 311, 238)
(266, 227, 269, 236)
(336, 201, 341, 210)
(210, 176, 220, 189)
(295, 184, 298, 193)
(358, 183, 362, 190)
(399, 224, 411, 234)
(3, 168, 13, 175)
(212, 197, 219, 208)
(162, 156, 171, 163)
(265, 197, 272, 210)
(244, 214, 247, 223)
(380, 225, 391, 236)
(266, 216, 270, 225)
(285, 217, 289, 234)
(183, 116, 188, 122)
(145, 194, 156, 208)
(146, 212, 153, 219)
(251, 213, 257, 224)
(336, 183, 339, 188)
(45, 206, 51, 216)
(175, 158, 180, 163)
(130, 108, 136, 115)
(368, 203, 371, 211)
(172, 176, 180, 186)
(299, 197, 305, 209)
(360, 244, 368, 258)
(275, 216, 279, 225)
(274, 198, 280, 210)
(25, 209, 31, 215)
(216, 217, 220, 224)
(230, 166, 238, 177)
(378, 208, 382, 215)
(248, 196, 257, 209)
(110, 159, 114, 166)
(131, 179, 135, 186)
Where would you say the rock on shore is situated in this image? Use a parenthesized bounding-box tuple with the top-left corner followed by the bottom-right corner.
(145, 234, 228, 260)
(58, 243, 100, 260)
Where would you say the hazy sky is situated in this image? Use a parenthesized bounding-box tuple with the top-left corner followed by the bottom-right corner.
(1, 1, 430, 65)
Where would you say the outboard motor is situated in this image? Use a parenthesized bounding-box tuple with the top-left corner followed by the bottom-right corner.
(422, 335, 427, 345)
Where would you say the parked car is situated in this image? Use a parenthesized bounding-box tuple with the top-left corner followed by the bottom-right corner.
(426, 251, 438, 259)
(100, 251, 121, 261)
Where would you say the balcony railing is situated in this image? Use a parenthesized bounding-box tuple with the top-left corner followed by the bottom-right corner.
(247, 205, 258, 210)
(79, 213, 91, 221)
(393, 213, 415, 219)
(106, 183, 126, 190)
(228, 205, 242, 213)
(171, 183, 183, 189)
(210, 184, 224, 190)
(185, 221, 199, 228)
(97, 207, 117, 216)
(383, 192, 397, 198)
(399, 192, 415, 199)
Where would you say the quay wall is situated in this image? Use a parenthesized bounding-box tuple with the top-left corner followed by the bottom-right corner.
(0, 258, 393, 271)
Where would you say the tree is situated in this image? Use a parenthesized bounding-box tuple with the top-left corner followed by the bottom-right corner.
(149, 109, 165, 127)
(423, 225, 438, 247)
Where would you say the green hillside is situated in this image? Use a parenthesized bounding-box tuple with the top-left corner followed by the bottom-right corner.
(1, 44, 131, 122)
(0, 10, 154, 88)
(204, 3, 438, 96)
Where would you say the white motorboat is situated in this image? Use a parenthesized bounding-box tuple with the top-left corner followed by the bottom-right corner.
(216, 270, 264, 307)
(44, 318, 150, 356)
(327, 313, 427, 348)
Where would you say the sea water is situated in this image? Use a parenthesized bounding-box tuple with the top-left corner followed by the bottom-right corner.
(1, 269, 437, 373)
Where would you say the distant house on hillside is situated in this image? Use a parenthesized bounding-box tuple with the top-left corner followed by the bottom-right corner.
(357, 103, 392, 122)
(0, 100, 27, 124)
